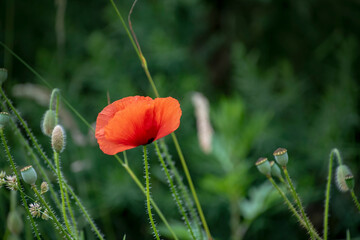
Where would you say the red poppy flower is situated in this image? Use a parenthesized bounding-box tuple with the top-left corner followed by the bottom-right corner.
(95, 96, 182, 155)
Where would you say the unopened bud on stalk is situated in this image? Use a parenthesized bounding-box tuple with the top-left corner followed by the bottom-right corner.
(41, 182, 49, 194)
(0, 112, 11, 128)
(273, 148, 288, 167)
(20, 166, 37, 185)
(51, 125, 65, 153)
(336, 165, 353, 192)
(270, 161, 282, 179)
(0, 68, 8, 83)
(7, 210, 23, 235)
(41, 110, 56, 136)
(256, 157, 271, 176)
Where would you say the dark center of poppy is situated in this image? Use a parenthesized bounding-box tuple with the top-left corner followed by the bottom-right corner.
(146, 137, 155, 144)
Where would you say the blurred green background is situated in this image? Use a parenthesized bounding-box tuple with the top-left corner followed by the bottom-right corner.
(1, 0, 360, 239)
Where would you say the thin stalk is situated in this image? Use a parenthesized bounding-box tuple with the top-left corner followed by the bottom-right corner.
(32, 185, 73, 240)
(154, 141, 196, 240)
(159, 140, 203, 239)
(172, 134, 212, 239)
(115, 154, 179, 240)
(143, 145, 160, 240)
(283, 167, 314, 240)
(0, 128, 41, 240)
(350, 190, 360, 212)
(324, 149, 336, 240)
(65, 186, 78, 238)
(49, 88, 60, 124)
(268, 177, 322, 240)
(55, 151, 72, 234)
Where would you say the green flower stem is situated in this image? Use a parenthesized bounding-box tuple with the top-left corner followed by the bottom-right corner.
(65, 186, 78, 238)
(115, 154, 179, 240)
(154, 141, 196, 240)
(283, 167, 314, 240)
(350, 190, 360, 212)
(55, 152, 72, 234)
(0, 128, 41, 240)
(268, 177, 322, 240)
(159, 140, 203, 239)
(32, 185, 73, 240)
(143, 145, 161, 240)
(324, 149, 337, 240)
(171, 134, 212, 240)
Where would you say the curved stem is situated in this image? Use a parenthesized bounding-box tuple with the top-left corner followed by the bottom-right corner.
(324, 149, 336, 240)
(154, 141, 196, 239)
(65, 185, 78, 238)
(268, 177, 322, 240)
(143, 145, 160, 240)
(283, 167, 314, 240)
(0, 128, 42, 240)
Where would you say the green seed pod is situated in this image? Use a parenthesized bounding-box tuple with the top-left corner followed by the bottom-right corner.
(41, 110, 56, 136)
(273, 148, 288, 167)
(336, 165, 353, 192)
(7, 210, 23, 235)
(20, 166, 37, 185)
(0, 68, 8, 84)
(270, 161, 282, 179)
(256, 157, 271, 176)
(52, 125, 65, 153)
(0, 112, 11, 128)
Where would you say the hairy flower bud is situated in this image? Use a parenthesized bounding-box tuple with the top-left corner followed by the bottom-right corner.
(41, 110, 56, 136)
(273, 148, 288, 167)
(256, 157, 271, 176)
(51, 125, 65, 153)
(20, 166, 37, 185)
(336, 165, 353, 192)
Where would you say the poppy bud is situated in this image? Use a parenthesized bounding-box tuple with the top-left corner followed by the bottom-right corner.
(273, 148, 288, 167)
(7, 210, 23, 235)
(256, 157, 271, 176)
(270, 161, 282, 179)
(51, 125, 65, 153)
(336, 165, 353, 192)
(41, 110, 56, 136)
(20, 166, 37, 185)
(41, 181, 49, 194)
(0, 112, 11, 128)
(0, 68, 8, 83)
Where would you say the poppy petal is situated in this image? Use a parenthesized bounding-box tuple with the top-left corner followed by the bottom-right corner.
(153, 97, 182, 141)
